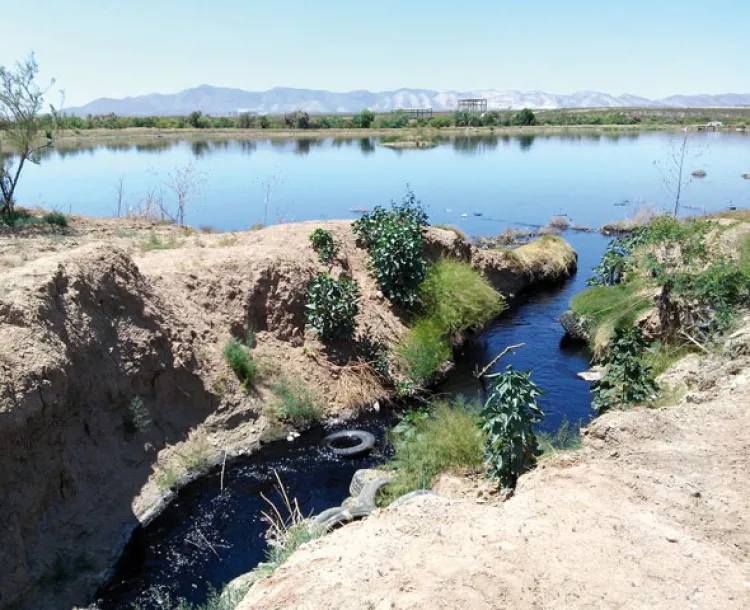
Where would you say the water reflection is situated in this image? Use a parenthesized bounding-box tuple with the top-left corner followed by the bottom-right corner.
(34, 130, 661, 163)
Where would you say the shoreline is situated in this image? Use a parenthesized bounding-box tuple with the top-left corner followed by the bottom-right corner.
(3, 123, 742, 152)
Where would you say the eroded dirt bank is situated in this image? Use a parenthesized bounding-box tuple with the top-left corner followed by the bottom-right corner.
(0, 218, 574, 610)
(240, 328, 750, 610)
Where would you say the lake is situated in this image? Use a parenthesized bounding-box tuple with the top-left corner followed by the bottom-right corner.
(16, 131, 750, 234)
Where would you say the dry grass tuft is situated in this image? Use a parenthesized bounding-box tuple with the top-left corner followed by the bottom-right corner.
(433, 224, 468, 240)
(335, 363, 385, 409)
(514, 235, 577, 280)
(547, 216, 571, 230)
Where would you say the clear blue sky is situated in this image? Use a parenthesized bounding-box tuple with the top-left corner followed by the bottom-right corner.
(3, 0, 748, 106)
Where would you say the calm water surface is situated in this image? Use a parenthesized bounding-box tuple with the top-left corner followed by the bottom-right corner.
(17, 132, 750, 233)
(72, 132, 747, 608)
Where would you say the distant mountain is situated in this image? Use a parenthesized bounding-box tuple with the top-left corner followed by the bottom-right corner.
(64, 85, 750, 116)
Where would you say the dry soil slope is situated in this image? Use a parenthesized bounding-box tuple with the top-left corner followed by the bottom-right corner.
(0, 219, 575, 610)
(242, 349, 750, 609)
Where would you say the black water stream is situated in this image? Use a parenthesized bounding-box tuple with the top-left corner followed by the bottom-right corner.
(96, 232, 609, 610)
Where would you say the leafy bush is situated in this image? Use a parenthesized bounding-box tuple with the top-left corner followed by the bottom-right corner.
(0, 208, 68, 228)
(429, 116, 453, 128)
(591, 326, 658, 412)
(42, 211, 68, 227)
(271, 377, 324, 426)
(355, 333, 390, 378)
(223, 337, 257, 389)
(238, 112, 256, 129)
(397, 318, 452, 385)
(419, 258, 505, 337)
(511, 108, 537, 126)
(305, 273, 360, 341)
(537, 419, 582, 454)
(588, 229, 646, 286)
(380, 399, 485, 505)
(124, 396, 152, 434)
(352, 188, 428, 307)
(309, 228, 338, 264)
(480, 366, 544, 489)
(352, 109, 375, 128)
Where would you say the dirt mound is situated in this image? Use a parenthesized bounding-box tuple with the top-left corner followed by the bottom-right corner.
(0, 219, 574, 609)
(241, 352, 750, 609)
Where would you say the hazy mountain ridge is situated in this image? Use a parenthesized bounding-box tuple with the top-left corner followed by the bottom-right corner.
(65, 85, 750, 116)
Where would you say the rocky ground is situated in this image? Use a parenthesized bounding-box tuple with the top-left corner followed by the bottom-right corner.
(240, 326, 750, 609)
(0, 215, 574, 610)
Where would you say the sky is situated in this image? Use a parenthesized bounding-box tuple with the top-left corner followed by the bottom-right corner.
(2, 0, 748, 107)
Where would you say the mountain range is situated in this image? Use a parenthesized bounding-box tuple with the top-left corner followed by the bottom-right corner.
(64, 85, 750, 116)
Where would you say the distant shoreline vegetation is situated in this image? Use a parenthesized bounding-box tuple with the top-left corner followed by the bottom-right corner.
(36, 106, 750, 134)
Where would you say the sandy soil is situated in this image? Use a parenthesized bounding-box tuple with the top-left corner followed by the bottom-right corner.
(241, 341, 750, 609)
(0, 215, 574, 610)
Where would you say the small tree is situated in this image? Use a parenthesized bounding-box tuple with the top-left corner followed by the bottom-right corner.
(0, 54, 57, 218)
(653, 128, 701, 216)
(238, 112, 256, 129)
(187, 110, 202, 128)
(480, 366, 544, 490)
(511, 108, 536, 126)
(352, 109, 375, 128)
(165, 163, 206, 225)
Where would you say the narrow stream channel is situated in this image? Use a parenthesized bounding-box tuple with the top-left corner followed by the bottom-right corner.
(96, 231, 609, 610)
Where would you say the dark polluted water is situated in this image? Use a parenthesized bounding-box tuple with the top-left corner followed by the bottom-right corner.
(444, 231, 610, 434)
(97, 231, 609, 610)
(96, 415, 396, 610)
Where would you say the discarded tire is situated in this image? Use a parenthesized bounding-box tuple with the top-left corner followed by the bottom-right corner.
(323, 430, 376, 458)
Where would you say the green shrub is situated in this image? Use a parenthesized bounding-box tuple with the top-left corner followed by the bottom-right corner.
(537, 419, 582, 454)
(256, 523, 325, 577)
(380, 399, 485, 505)
(587, 229, 647, 286)
(354, 333, 390, 378)
(570, 279, 653, 352)
(398, 318, 452, 385)
(480, 366, 544, 490)
(429, 116, 453, 128)
(42, 211, 68, 227)
(511, 108, 537, 126)
(309, 228, 338, 264)
(271, 377, 324, 426)
(419, 258, 505, 337)
(223, 337, 257, 389)
(591, 326, 658, 412)
(352, 188, 427, 308)
(305, 273, 360, 341)
(124, 396, 152, 434)
(397, 259, 504, 385)
(351, 109, 375, 128)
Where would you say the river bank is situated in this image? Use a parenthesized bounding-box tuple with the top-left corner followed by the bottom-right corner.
(0, 123, 730, 153)
(241, 327, 750, 609)
(0, 213, 575, 610)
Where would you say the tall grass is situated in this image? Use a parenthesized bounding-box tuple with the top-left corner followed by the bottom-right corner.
(379, 400, 485, 505)
(570, 279, 653, 354)
(398, 259, 505, 384)
(270, 377, 324, 426)
(419, 258, 506, 337)
(223, 337, 257, 389)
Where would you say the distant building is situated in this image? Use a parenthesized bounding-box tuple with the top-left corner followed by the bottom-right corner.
(706, 120, 723, 131)
(457, 98, 488, 112)
(394, 108, 433, 120)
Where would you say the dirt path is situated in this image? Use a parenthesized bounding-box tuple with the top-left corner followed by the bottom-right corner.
(241, 352, 750, 609)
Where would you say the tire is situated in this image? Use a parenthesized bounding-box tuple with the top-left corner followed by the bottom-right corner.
(323, 430, 376, 458)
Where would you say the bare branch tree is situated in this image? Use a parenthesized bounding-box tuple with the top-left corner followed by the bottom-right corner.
(653, 128, 703, 216)
(257, 170, 285, 227)
(165, 163, 206, 226)
(114, 175, 125, 217)
(0, 54, 57, 217)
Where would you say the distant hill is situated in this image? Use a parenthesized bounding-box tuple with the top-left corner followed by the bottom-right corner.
(64, 85, 750, 116)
